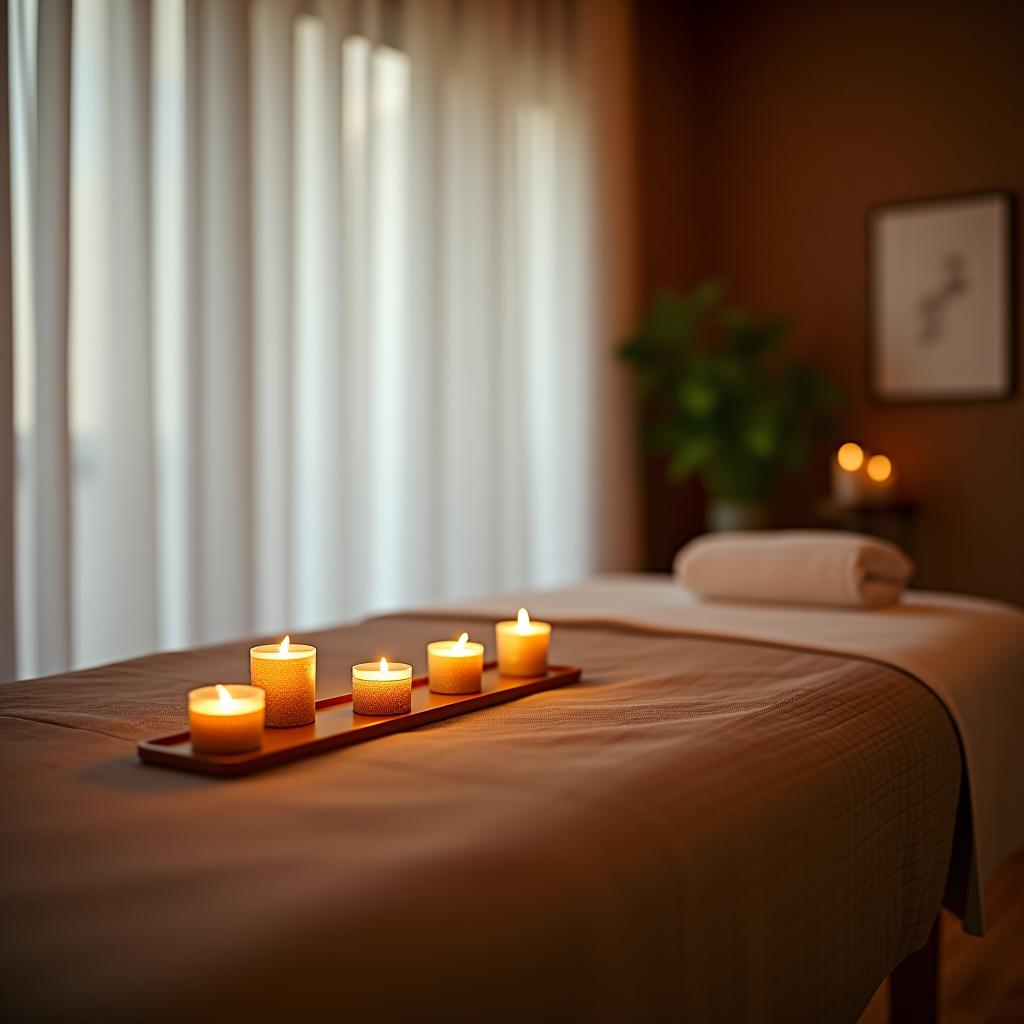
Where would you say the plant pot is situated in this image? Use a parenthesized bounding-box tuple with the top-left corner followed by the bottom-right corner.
(706, 499, 771, 533)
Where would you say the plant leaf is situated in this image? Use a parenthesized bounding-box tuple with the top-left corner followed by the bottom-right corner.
(667, 435, 714, 482)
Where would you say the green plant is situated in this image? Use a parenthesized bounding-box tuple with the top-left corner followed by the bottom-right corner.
(619, 281, 842, 502)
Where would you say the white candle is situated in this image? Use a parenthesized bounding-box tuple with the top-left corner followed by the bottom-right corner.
(352, 657, 413, 716)
(495, 608, 551, 677)
(189, 684, 265, 754)
(428, 633, 484, 694)
(250, 635, 316, 727)
(831, 442, 867, 507)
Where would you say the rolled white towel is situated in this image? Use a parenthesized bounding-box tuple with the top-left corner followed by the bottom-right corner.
(673, 530, 915, 608)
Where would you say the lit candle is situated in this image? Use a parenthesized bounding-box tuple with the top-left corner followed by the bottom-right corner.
(832, 442, 867, 507)
(188, 684, 265, 754)
(250, 635, 317, 728)
(864, 453, 897, 504)
(428, 632, 485, 694)
(495, 608, 551, 677)
(352, 657, 413, 716)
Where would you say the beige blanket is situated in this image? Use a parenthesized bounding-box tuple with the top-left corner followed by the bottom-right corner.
(1, 613, 961, 1022)
(451, 573, 1024, 933)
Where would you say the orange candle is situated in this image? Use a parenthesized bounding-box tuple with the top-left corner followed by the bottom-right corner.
(188, 684, 265, 754)
(250, 635, 316, 727)
(428, 632, 484, 694)
(864, 453, 897, 505)
(352, 657, 413, 716)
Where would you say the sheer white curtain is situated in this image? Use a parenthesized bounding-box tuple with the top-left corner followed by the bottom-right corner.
(4, 0, 638, 680)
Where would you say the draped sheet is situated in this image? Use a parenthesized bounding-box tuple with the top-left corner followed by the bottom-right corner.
(1, 613, 960, 1022)
(443, 573, 1024, 933)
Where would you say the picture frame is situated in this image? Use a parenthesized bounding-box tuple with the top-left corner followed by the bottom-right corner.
(868, 190, 1016, 403)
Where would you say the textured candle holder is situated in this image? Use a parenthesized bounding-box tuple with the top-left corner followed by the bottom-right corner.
(250, 643, 316, 727)
(428, 639, 484, 694)
(352, 662, 413, 716)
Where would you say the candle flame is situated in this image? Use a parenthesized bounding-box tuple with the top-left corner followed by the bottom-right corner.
(837, 442, 864, 472)
(216, 683, 234, 708)
(379, 657, 388, 673)
(279, 635, 291, 654)
(455, 632, 469, 652)
(866, 454, 892, 483)
(517, 607, 530, 634)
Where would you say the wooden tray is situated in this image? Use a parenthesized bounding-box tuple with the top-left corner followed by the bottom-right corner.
(138, 662, 581, 777)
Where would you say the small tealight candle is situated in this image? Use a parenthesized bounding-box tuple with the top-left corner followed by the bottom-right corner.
(864, 452, 897, 504)
(832, 441, 867, 507)
(189, 684, 265, 754)
(250, 635, 316, 727)
(495, 608, 551, 677)
(352, 657, 413, 716)
(428, 632, 485, 694)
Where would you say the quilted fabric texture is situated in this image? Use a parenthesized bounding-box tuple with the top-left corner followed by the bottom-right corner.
(0, 615, 961, 1023)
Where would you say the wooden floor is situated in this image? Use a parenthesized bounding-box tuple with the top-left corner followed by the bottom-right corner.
(860, 851, 1024, 1023)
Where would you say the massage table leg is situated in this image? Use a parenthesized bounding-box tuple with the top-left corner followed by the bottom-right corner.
(889, 916, 940, 1024)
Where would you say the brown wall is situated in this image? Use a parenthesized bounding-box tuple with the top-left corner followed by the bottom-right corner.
(633, 0, 706, 571)
(635, 0, 1024, 604)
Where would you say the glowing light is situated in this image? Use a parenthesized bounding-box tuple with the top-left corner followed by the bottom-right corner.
(837, 442, 864, 472)
(455, 632, 469, 652)
(379, 657, 388, 673)
(279, 635, 291, 654)
(866, 454, 892, 483)
(216, 683, 234, 708)
(517, 608, 530, 634)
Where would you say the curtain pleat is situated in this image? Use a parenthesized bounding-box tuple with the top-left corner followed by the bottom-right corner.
(251, 0, 298, 633)
(291, 1, 350, 626)
(579, 0, 639, 573)
(339, 12, 372, 617)
(195, 0, 254, 643)
(8, 0, 638, 677)
(152, 0, 197, 648)
(548, 0, 591, 584)
(32, 0, 72, 675)
(0, 0, 15, 681)
(70, 0, 158, 667)
(491, 0, 529, 590)
(313, 0, 348, 622)
(177, 0, 203, 646)
(440, 0, 496, 599)
(367, 21, 411, 610)
(401, 0, 445, 605)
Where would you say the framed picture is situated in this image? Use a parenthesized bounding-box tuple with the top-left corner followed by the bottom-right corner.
(868, 190, 1015, 402)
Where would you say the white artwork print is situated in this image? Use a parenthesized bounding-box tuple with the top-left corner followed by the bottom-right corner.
(872, 194, 1009, 400)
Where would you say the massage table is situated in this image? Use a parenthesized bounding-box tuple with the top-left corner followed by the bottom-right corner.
(2, 573, 1022, 1022)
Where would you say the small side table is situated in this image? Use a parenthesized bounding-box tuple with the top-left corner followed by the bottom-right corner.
(816, 498, 919, 559)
